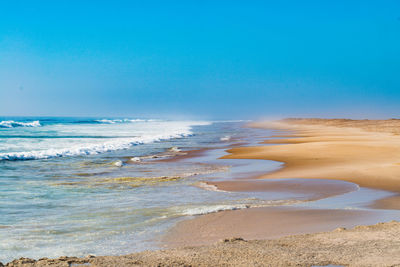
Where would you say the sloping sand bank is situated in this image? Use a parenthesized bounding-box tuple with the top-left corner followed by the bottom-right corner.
(163, 207, 375, 248)
(222, 119, 400, 192)
(4, 221, 400, 267)
(154, 118, 400, 266)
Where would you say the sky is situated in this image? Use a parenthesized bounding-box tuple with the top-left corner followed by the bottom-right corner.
(0, 0, 399, 119)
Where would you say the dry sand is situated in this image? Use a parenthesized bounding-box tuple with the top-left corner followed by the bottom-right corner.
(224, 119, 400, 192)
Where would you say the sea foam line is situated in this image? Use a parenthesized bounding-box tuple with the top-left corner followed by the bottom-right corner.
(177, 199, 306, 216)
(180, 204, 250, 216)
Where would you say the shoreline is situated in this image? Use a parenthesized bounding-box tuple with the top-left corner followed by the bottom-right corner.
(242, 119, 400, 192)
(162, 206, 377, 248)
(4, 118, 400, 266)
(160, 118, 400, 256)
(5, 220, 400, 266)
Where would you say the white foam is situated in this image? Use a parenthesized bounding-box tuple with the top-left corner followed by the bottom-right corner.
(113, 160, 123, 167)
(128, 119, 146, 122)
(220, 135, 231, 141)
(168, 146, 181, 152)
(0, 121, 211, 161)
(180, 204, 250, 216)
(179, 198, 306, 216)
(96, 119, 119, 124)
(130, 157, 141, 162)
(95, 119, 148, 124)
(0, 120, 41, 128)
(0, 134, 187, 160)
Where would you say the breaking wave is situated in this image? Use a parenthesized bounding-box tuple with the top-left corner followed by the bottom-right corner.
(0, 120, 41, 128)
(0, 132, 191, 161)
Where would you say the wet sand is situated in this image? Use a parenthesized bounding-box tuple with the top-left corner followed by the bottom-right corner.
(205, 178, 358, 201)
(163, 206, 375, 248)
(370, 195, 400, 210)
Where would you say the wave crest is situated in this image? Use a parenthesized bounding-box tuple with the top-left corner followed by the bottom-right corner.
(0, 132, 191, 161)
(0, 120, 41, 128)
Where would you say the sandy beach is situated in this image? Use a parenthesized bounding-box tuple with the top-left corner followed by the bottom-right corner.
(161, 118, 400, 265)
(3, 118, 400, 266)
(5, 220, 400, 267)
(224, 119, 400, 192)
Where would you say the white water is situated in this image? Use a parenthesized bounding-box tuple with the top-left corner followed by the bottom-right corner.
(0, 120, 41, 128)
(0, 120, 211, 160)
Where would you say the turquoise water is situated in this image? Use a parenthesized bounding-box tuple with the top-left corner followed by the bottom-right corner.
(0, 117, 288, 262)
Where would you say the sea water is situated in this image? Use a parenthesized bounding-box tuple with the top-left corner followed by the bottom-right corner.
(0, 117, 287, 262)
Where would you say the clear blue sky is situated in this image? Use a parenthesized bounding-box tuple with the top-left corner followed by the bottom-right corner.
(1, 0, 399, 119)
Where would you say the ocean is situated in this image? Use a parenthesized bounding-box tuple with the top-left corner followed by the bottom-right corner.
(0, 117, 286, 262)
